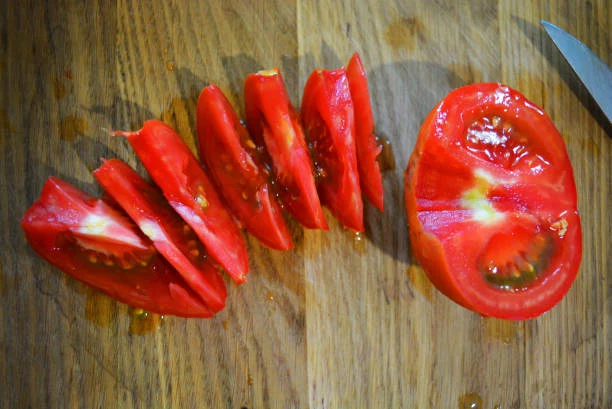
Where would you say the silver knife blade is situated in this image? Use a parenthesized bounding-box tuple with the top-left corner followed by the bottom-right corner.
(541, 20, 612, 123)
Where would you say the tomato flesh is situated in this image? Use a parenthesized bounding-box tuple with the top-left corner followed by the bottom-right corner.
(197, 85, 293, 251)
(93, 159, 227, 312)
(405, 83, 582, 320)
(116, 120, 249, 283)
(21, 177, 213, 318)
(244, 69, 328, 230)
(301, 68, 364, 232)
(346, 52, 384, 211)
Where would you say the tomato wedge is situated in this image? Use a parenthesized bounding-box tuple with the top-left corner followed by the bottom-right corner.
(115, 120, 249, 283)
(346, 52, 384, 211)
(93, 159, 227, 312)
(244, 69, 328, 230)
(301, 68, 364, 231)
(405, 83, 582, 320)
(197, 84, 293, 251)
(21, 177, 213, 318)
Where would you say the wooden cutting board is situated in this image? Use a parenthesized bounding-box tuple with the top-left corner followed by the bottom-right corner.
(1, 1, 609, 408)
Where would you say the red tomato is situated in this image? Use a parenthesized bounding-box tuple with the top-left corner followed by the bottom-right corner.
(197, 85, 293, 251)
(346, 52, 384, 211)
(301, 68, 364, 232)
(405, 83, 582, 320)
(244, 69, 328, 230)
(21, 177, 214, 318)
(93, 159, 227, 313)
(115, 120, 249, 283)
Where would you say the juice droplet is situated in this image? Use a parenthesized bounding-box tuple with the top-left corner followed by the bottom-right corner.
(406, 265, 433, 301)
(266, 290, 275, 302)
(376, 134, 396, 171)
(351, 230, 366, 254)
(247, 372, 253, 385)
(53, 79, 67, 100)
(458, 392, 483, 409)
(222, 320, 229, 330)
(84, 290, 115, 327)
(59, 115, 88, 141)
(166, 60, 175, 72)
(129, 309, 164, 335)
(483, 317, 518, 344)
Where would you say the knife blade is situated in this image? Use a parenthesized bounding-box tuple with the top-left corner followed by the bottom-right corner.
(541, 20, 612, 123)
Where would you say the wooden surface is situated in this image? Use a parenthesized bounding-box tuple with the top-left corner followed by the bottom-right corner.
(1, 1, 610, 408)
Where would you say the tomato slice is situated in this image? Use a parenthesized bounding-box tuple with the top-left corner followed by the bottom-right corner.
(21, 177, 213, 318)
(197, 85, 293, 251)
(404, 83, 582, 320)
(93, 159, 227, 312)
(244, 69, 328, 230)
(346, 52, 384, 211)
(115, 120, 249, 283)
(301, 68, 364, 231)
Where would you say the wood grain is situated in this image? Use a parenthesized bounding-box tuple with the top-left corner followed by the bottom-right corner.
(1, 1, 609, 408)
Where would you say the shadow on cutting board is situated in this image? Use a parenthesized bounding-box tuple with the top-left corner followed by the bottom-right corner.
(364, 59, 465, 265)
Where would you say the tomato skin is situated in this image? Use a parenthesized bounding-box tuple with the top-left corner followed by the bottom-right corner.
(301, 68, 364, 232)
(197, 85, 293, 251)
(244, 69, 328, 230)
(346, 53, 384, 211)
(93, 159, 227, 313)
(21, 177, 214, 318)
(405, 83, 582, 320)
(116, 120, 249, 283)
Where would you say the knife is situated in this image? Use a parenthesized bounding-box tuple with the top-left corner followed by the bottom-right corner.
(541, 20, 612, 123)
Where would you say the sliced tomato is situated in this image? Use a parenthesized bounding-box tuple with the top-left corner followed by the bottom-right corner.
(93, 159, 227, 312)
(405, 83, 582, 320)
(244, 69, 328, 230)
(115, 120, 249, 283)
(301, 68, 364, 231)
(346, 52, 384, 211)
(21, 177, 213, 318)
(197, 84, 293, 250)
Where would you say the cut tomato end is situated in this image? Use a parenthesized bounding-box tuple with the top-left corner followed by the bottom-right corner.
(405, 83, 582, 320)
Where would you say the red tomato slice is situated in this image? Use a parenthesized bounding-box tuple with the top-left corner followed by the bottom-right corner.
(244, 69, 328, 230)
(21, 177, 213, 318)
(197, 85, 293, 251)
(405, 83, 582, 320)
(93, 159, 227, 312)
(301, 68, 364, 232)
(346, 52, 384, 211)
(115, 120, 249, 283)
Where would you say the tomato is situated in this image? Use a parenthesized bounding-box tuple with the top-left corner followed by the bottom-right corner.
(115, 120, 249, 283)
(21, 177, 214, 318)
(301, 68, 364, 231)
(197, 85, 293, 251)
(244, 69, 328, 230)
(93, 159, 227, 312)
(346, 52, 384, 211)
(404, 83, 582, 320)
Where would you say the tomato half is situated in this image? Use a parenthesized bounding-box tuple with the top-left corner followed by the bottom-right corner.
(93, 159, 227, 312)
(21, 177, 213, 318)
(346, 52, 384, 211)
(405, 83, 582, 320)
(301, 68, 364, 232)
(244, 69, 328, 230)
(197, 85, 293, 251)
(115, 120, 249, 283)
